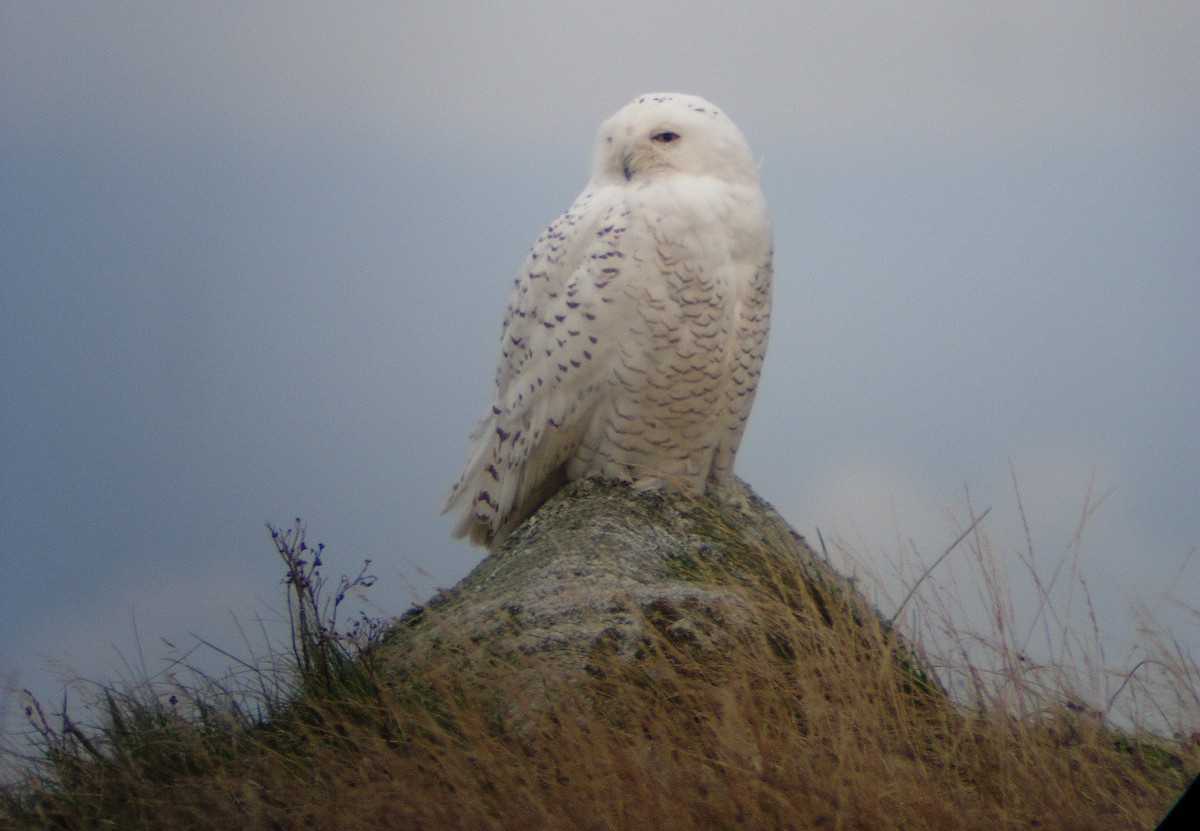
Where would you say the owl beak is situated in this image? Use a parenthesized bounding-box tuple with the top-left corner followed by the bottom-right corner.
(620, 150, 636, 181)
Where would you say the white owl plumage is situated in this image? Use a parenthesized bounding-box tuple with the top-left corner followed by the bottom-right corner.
(442, 93, 773, 549)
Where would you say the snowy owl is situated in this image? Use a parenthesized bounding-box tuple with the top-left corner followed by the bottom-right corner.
(442, 93, 773, 549)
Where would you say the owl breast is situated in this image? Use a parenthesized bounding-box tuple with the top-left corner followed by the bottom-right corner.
(568, 177, 772, 491)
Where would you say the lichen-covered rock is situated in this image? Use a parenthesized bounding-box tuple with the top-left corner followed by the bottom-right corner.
(383, 478, 903, 693)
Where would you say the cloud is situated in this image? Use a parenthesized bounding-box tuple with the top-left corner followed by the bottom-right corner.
(3, 3, 1196, 147)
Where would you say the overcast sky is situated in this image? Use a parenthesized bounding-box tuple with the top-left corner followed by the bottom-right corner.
(3, 2, 1198, 734)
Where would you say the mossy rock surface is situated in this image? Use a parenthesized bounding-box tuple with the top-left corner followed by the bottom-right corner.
(381, 477, 931, 701)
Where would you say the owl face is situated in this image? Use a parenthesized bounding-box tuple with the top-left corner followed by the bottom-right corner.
(591, 93, 758, 187)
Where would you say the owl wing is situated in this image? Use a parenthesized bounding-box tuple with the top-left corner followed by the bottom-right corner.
(441, 184, 632, 548)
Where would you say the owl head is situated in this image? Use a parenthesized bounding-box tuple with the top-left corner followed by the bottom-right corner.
(590, 93, 759, 187)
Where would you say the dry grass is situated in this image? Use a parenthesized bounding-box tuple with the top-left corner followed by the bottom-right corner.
(2, 511, 1196, 830)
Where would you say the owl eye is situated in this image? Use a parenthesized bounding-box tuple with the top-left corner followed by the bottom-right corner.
(651, 131, 681, 143)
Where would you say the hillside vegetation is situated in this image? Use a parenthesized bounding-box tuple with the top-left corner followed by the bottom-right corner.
(2, 482, 1196, 830)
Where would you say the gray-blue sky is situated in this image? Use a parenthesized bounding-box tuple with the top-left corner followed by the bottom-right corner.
(3, 2, 1198, 732)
